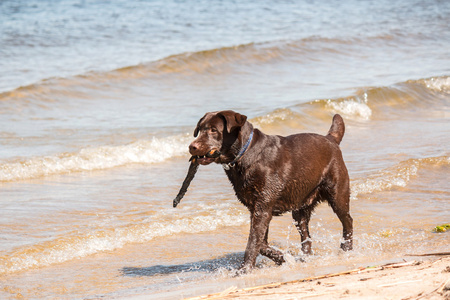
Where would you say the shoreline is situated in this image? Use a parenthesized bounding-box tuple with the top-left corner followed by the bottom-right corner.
(185, 254, 450, 300)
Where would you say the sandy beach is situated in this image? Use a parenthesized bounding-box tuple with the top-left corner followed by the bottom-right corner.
(186, 255, 450, 300)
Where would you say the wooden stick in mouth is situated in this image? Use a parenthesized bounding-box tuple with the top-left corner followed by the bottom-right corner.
(173, 158, 199, 208)
(172, 149, 221, 208)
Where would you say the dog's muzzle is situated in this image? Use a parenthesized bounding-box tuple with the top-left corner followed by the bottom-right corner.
(189, 149, 221, 165)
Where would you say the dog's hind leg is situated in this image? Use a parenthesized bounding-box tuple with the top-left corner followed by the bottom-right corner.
(332, 204, 353, 251)
(328, 191, 353, 251)
(292, 208, 314, 254)
(259, 227, 285, 265)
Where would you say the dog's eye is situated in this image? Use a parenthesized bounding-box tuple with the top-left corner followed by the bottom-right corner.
(210, 127, 218, 133)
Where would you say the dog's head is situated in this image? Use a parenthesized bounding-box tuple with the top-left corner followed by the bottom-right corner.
(188, 110, 248, 165)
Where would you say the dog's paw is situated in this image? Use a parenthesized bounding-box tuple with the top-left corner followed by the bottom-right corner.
(340, 240, 353, 251)
(301, 241, 312, 255)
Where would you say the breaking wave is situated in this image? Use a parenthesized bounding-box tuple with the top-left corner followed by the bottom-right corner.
(0, 204, 248, 275)
(306, 75, 450, 121)
(0, 135, 190, 182)
(350, 156, 450, 200)
(251, 75, 449, 129)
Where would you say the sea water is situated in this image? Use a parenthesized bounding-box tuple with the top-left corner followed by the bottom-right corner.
(0, 0, 449, 298)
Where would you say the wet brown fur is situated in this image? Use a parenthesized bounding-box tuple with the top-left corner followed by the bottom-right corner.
(187, 110, 352, 271)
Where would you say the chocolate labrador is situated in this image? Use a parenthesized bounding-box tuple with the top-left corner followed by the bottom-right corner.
(183, 110, 352, 271)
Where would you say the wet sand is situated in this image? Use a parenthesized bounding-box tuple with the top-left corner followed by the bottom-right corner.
(182, 255, 450, 300)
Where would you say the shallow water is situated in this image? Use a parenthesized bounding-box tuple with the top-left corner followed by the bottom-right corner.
(1, 0, 449, 299)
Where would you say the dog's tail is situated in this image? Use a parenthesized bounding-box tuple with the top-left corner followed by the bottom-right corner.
(327, 114, 345, 145)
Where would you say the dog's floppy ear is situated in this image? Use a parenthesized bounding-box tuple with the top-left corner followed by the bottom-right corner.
(193, 114, 207, 137)
(218, 110, 247, 133)
(194, 113, 210, 137)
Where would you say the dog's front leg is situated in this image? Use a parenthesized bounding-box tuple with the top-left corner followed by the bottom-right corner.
(241, 207, 273, 272)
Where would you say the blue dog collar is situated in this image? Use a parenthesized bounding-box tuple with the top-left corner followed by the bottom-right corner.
(223, 131, 253, 170)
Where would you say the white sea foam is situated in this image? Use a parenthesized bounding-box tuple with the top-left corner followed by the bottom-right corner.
(0, 206, 248, 275)
(0, 134, 190, 182)
(422, 76, 450, 92)
(326, 93, 372, 120)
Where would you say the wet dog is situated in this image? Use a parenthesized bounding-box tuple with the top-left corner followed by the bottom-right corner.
(185, 110, 352, 271)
